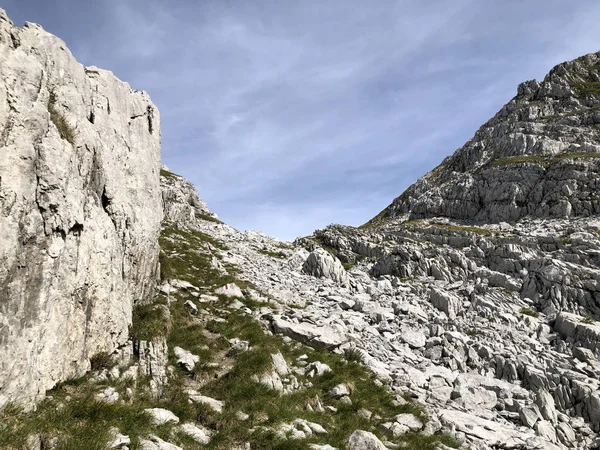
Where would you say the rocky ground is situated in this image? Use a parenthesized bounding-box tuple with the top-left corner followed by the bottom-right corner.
(173, 171, 600, 449)
(0, 170, 462, 450)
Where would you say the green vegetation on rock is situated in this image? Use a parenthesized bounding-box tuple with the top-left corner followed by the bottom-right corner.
(48, 93, 76, 145)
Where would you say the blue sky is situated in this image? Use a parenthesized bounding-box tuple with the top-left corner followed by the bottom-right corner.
(3, 1, 600, 240)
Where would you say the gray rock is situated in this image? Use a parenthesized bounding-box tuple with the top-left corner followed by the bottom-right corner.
(140, 435, 182, 450)
(429, 288, 461, 319)
(144, 408, 180, 426)
(302, 249, 350, 286)
(535, 389, 557, 424)
(0, 9, 162, 409)
(179, 423, 211, 445)
(271, 316, 348, 349)
(173, 346, 199, 372)
(394, 413, 423, 431)
(347, 430, 388, 450)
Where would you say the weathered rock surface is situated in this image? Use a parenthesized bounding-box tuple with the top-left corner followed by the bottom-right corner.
(0, 9, 162, 408)
(347, 430, 388, 450)
(383, 52, 600, 223)
(302, 248, 350, 286)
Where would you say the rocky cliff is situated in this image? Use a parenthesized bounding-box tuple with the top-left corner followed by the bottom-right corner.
(381, 52, 600, 223)
(0, 9, 162, 408)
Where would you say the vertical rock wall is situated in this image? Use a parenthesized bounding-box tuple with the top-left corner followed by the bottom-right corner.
(0, 10, 162, 408)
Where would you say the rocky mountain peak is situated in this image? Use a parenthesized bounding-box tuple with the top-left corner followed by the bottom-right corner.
(379, 51, 600, 225)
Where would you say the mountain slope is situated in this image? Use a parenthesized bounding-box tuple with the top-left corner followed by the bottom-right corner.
(378, 52, 600, 224)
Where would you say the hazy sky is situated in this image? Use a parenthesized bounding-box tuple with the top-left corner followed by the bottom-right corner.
(3, 1, 600, 239)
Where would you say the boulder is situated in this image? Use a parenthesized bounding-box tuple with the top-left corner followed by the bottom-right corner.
(302, 249, 350, 286)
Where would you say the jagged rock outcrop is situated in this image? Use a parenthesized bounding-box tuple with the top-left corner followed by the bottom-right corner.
(302, 248, 350, 287)
(160, 165, 217, 226)
(0, 10, 162, 408)
(381, 52, 600, 224)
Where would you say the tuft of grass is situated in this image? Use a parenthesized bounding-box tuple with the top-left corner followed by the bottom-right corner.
(519, 307, 540, 318)
(342, 262, 355, 271)
(160, 168, 180, 180)
(130, 300, 171, 341)
(195, 212, 223, 224)
(571, 80, 600, 96)
(48, 93, 76, 145)
(359, 207, 391, 230)
(430, 222, 492, 236)
(487, 155, 546, 168)
(89, 352, 116, 372)
(582, 314, 596, 325)
(344, 348, 364, 364)
(554, 152, 600, 161)
(257, 247, 286, 259)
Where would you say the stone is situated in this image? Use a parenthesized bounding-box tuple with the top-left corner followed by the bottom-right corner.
(347, 430, 388, 450)
(519, 405, 540, 428)
(183, 300, 198, 315)
(394, 413, 423, 431)
(144, 408, 180, 426)
(214, 282, 244, 298)
(108, 429, 130, 449)
(535, 389, 557, 423)
(140, 435, 182, 450)
(329, 383, 352, 398)
(302, 249, 350, 286)
(271, 316, 348, 349)
(399, 329, 426, 349)
(173, 346, 199, 372)
(96, 386, 119, 404)
(305, 361, 332, 377)
(271, 352, 289, 375)
(535, 420, 557, 443)
(179, 423, 211, 445)
(187, 391, 224, 412)
(135, 337, 168, 396)
(429, 288, 461, 319)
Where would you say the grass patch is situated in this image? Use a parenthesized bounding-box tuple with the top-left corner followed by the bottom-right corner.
(130, 299, 171, 341)
(196, 212, 223, 224)
(342, 262, 355, 271)
(519, 307, 540, 318)
(359, 207, 391, 229)
(344, 348, 364, 364)
(571, 80, 600, 96)
(582, 314, 596, 325)
(487, 155, 546, 168)
(48, 93, 76, 145)
(430, 222, 492, 236)
(0, 385, 158, 450)
(160, 168, 181, 181)
(258, 247, 287, 259)
(89, 352, 116, 372)
(554, 152, 600, 161)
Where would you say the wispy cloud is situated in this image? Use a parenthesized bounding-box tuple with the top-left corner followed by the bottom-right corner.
(4, 0, 600, 239)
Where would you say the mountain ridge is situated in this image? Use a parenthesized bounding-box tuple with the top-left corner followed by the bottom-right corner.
(369, 51, 600, 227)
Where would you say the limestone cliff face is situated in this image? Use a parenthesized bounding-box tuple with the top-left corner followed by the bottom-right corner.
(0, 10, 162, 407)
(384, 52, 600, 223)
